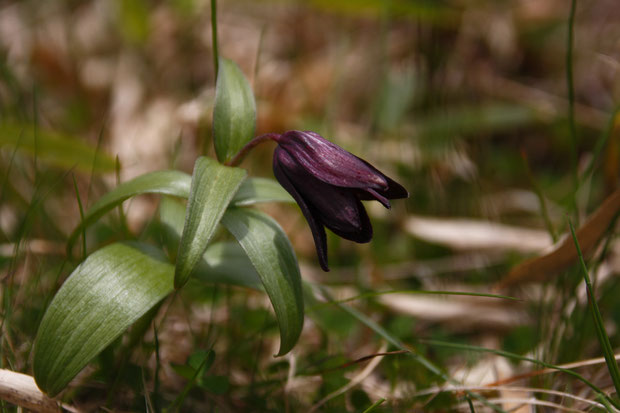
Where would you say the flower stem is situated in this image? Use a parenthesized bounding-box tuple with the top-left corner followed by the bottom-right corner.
(566, 0, 578, 221)
(211, 0, 219, 77)
(225, 133, 281, 167)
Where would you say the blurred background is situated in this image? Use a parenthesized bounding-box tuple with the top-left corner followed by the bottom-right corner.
(1, 0, 620, 411)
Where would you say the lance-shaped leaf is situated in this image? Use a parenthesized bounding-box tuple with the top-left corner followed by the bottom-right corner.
(174, 157, 246, 288)
(67, 174, 290, 257)
(221, 208, 304, 355)
(66, 170, 192, 255)
(231, 177, 294, 206)
(195, 242, 261, 289)
(33, 242, 174, 397)
(212, 57, 256, 163)
(159, 197, 261, 289)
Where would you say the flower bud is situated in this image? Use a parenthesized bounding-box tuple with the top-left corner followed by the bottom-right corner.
(273, 131, 408, 271)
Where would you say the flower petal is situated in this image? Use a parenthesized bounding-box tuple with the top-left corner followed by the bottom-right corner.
(319, 195, 372, 243)
(273, 131, 407, 271)
(356, 158, 409, 201)
(365, 188, 391, 209)
(276, 147, 372, 243)
(273, 148, 329, 271)
(278, 131, 389, 190)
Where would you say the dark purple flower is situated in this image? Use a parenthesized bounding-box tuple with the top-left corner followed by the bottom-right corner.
(272, 130, 408, 271)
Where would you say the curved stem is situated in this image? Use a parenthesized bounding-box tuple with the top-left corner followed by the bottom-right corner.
(225, 133, 281, 167)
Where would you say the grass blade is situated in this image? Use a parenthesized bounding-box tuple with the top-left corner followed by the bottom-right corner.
(568, 218, 620, 400)
(499, 189, 620, 287)
(211, 0, 219, 77)
(566, 0, 579, 220)
(421, 338, 619, 408)
(581, 106, 620, 185)
(362, 398, 386, 413)
(71, 174, 86, 261)
(314, 286, 505, 412)
(326, 289, 519, 305)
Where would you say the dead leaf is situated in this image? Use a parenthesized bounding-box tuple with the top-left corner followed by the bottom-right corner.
(498, 188, 620, 288)
(404, 216, 552, 253)
(379, 293, 525, 330)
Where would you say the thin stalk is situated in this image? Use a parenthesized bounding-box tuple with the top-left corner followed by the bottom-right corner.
(566, 0, 579, 219)
(252, 25, 266, 86)
(211, 0, 219, 77)
(466, 397, 476, 413)
(581, 106, 620, 186)
(72, 174, 86, 261)
(141, 367, 155, 413)
(314, 289, 518, 307)
(224, 133, 280, 167)
(32, 87, 38, 181)
(316, 285, 506, 412)
(568, 219, 620, 400)
(153, 324, 160, 413)
(522, 150, 557, 242)
(0, 130, 23, 240)
(167, 354, 210, 413)
(87, 121, 106, 207)
(115, 156, 129, 238)
(362, 398, 386, 413)
(421, 338, 619, 409)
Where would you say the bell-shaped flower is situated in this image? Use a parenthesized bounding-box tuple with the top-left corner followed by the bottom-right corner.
(272, 130, 408, 271)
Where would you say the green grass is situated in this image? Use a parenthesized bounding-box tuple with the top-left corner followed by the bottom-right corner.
(0, 0, 619, 411)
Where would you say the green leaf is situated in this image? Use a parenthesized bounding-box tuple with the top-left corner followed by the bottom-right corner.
(200, 375, 229, 394)
(188, 349, 215, 373)
(158, 196, 187, 254)
(0, 121, 116, 173)
(221, 208, 304, 355)
(171, 349, 216, 382)
(212, 57, 256, 163)
(232, 177, 294, 206)
(194, 242, 261, 289)
(33, 242, 174, 396)
(159, 197, 261, 289)
(174, 157, 246, 288)
(68, 174, 291, 256)
(171, 363, 197, 381)
(66, 170, 192, 255)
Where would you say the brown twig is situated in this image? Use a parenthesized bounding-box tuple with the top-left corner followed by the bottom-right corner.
(0, 369, 77, 412)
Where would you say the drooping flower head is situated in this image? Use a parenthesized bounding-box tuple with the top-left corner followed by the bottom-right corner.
(272, 131, 408, 271)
